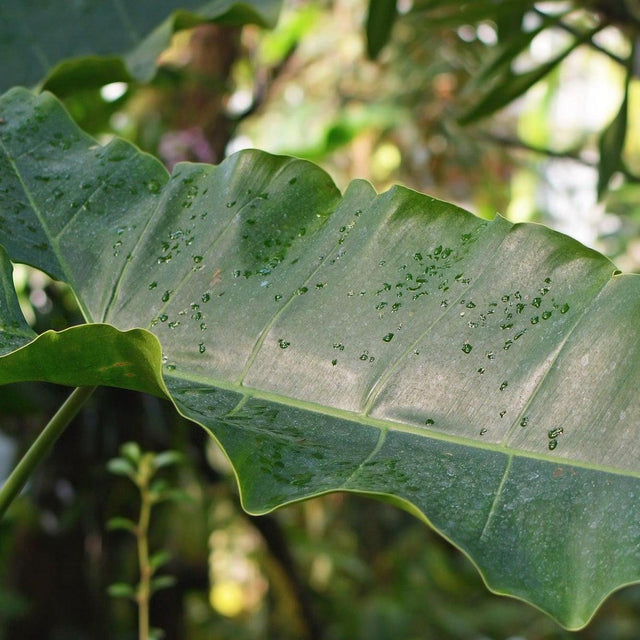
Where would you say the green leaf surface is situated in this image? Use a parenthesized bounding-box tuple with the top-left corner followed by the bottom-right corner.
(0, 324, 168, 397)
(0, 0, 281, 94)
(2, 87, 640, 629)
(0, 245, 35, 354)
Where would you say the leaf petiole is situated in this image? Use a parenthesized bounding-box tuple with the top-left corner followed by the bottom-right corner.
(0, 385, 97, 519)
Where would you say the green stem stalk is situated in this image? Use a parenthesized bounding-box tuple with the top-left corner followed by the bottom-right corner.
(137, 463, 153, 640)
(0, 386, 97, 519)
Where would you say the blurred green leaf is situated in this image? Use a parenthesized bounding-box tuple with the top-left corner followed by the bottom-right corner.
(366, 0, 398, 60)
(0, 0, 282, 94)
(150, 575, 177, 594)
(597, 49, 633, 198)
(413, 0, 537, 27)
(107, 458, 137, 479)
(149, 550, 173, 571)
(459, 28, 597, 123)
(153, 450, 184, 469)
(121, 441, 143, 466)
(107, 516, 138, 533)
(107, 582, 136, 599)
(465, 12, 565, 94)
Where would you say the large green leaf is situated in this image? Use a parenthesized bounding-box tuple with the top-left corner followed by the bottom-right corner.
(0, 0, 281, 94)
(2, 87, 640, 629)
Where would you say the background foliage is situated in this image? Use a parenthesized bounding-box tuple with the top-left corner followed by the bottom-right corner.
(3, 0, 640, 638)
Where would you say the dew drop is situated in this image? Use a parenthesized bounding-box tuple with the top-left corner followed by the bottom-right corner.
(499, 410, 506, 418)
(199, 343, 206, 354)
(425, 418, 435, 426)
(226, 201, 236, 208)
(477, 367, 486, 374)
(479, 428, 487, 436)
(560, 303, 570, 314)
(499, 381, 508, 391)
(532, 297, 541, 308)
(520, 416, 529, 427)
(542, 310, 552, 320)
(202, 293, 211, 302)
(461, 342, 472, 354)
(148, 281, 157, 290)
(333, 343, 345, 351)
(278, 338, 290, 349)
(331, 359, 337, 366)
(159, 314, 168, 322)
(382, 333, 394, 343)
(530, 316, 539, 325)
(193, 255, 203, 263)
(294, 286, 308, 295)
(359, 351, 369, 361)
(162, 290, 171, 302)
(548, 439, 558, 450)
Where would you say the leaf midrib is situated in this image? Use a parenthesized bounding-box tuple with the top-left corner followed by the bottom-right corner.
(163, 369, 640, 481)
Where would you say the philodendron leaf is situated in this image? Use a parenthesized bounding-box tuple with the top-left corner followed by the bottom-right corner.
(0, 245, 35, 354)
(2, 88, 640, 630)
(0, 0, 281, 94)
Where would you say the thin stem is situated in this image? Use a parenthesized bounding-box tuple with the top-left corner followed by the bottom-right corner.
(136, 462, 153, 640)
(0, 386, 97, 519)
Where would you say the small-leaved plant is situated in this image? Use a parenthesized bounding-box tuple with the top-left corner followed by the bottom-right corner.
(106, 442, 185, 640)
